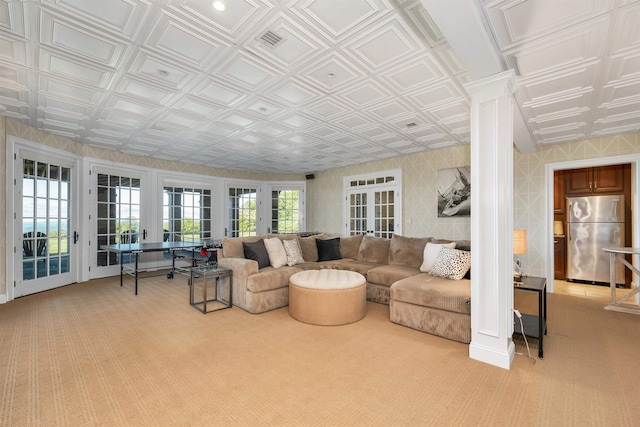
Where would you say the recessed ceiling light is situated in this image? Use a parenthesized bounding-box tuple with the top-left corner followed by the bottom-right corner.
(327, 72, 336, 79)
(212, 0, 225, 11)
(157, 69, 170, 77)
(405, 122, 417, 128)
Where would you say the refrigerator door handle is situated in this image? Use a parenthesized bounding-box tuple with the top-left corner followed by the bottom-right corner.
(567, 202, 572, 241)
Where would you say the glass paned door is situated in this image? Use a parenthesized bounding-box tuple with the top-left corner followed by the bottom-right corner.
(270, 188, 301, 234)
(227, 187, 257, 237)
(349, 192, 368, 235)
(16, 156, 77, 297)
(96, 173, 141, 267)
(346, 188, 397, 238)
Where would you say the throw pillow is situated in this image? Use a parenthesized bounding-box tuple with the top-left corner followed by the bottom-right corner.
(428, 248, 471, 281)
(263, 237, 287, 268)
(420, 241, 456, 272)
(316, 237, 342, 261)
(283, 239, 304, 266)
(242, 240, 270, 269)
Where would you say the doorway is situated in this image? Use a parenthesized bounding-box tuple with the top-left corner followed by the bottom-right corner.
(547, 156, 639, 294)
(12, 145, 80, 297)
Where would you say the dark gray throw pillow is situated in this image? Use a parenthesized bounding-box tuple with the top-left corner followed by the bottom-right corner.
(316, 237, 341, 261)
(243, 240, 270, 269)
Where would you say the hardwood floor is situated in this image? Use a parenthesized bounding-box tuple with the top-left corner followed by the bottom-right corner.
(553, 279, 631, 302)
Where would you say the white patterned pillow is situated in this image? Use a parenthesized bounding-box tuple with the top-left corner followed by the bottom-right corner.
(420, 242, 456, 272)
(283, 239, 304, 266)
(428, 248, 471, 280)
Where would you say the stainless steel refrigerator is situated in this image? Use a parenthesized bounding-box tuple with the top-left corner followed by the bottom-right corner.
(566, 195, 625, 284)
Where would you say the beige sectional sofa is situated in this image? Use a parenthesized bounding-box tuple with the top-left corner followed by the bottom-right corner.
(218, 233, 472, 343)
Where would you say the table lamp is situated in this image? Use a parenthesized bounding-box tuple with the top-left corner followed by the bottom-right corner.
(513, 229, 527, 279)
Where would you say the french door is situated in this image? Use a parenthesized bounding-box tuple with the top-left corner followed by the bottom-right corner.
(344, 170, 402, 238)
(91, 167, 149, 279)
(13, 149, 80, 297)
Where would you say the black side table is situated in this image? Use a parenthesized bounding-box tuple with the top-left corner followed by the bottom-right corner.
(514, 275, 547, 358)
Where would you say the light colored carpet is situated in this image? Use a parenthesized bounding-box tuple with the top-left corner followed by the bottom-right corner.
(0, 275, 639, 426)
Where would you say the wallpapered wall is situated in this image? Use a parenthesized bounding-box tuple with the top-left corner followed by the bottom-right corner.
(1, 115, 638, 298)
(306, 131, 639, 278)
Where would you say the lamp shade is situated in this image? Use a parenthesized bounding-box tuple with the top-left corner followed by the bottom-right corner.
(513, 230, 527, 255)
(554, 220, 564, 235)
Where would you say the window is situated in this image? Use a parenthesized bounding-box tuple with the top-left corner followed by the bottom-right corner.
(227, 187, 257, 237)
(163, 187, 212, 243)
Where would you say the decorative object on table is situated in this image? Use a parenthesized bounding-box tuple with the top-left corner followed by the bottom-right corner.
(200, 241, 218, 266)
(437, 166, 471, 217)
(513, 229, 527, 279)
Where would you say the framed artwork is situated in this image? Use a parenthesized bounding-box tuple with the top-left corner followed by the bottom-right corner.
(437, 166, 471, 217)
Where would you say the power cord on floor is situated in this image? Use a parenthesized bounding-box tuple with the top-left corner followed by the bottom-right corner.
(514, 309, 536, 365)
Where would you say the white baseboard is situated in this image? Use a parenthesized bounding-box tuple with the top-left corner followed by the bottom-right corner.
(469, 341, 515, 370)
(0, 294, 7, 304)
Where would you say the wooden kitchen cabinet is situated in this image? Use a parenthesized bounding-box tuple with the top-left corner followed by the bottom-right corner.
(554, 236, 566, 280)
(565, 165, 624, 195)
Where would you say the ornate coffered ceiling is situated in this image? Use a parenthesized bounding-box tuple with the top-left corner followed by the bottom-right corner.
(0, 0, 638, 173)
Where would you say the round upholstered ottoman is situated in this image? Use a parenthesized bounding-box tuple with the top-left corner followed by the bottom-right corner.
(289, 269, 367, 326)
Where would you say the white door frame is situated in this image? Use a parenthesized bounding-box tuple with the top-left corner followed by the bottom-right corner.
(545, 154, 640, 294)
(6, 136, 82, 300)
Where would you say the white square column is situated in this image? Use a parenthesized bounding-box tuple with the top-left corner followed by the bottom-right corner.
(464, 70, 517, 369)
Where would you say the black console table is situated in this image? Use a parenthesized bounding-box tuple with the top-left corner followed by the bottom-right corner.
(514, 275, 547, 359)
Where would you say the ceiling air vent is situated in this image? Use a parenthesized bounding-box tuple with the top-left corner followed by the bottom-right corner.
(258, 30, 285, 48)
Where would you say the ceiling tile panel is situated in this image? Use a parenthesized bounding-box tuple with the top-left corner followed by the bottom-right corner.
(297, 0, 384, 41)
(167, 0, 269, 43)
(346, 17, 422, 71)
(39, 76, 102, 103)
(299, 52, 364, 91)
(505, 18, 608, 76)
(0, 34, 27, 65)
(484, 0, 613, 50)
(0, 0, 25, 36)
(385, 54, 445, 91)
(144, 14, 222, 67)
(40, 12, 126, 67)
(56, 0, 147, 37)
(40, 50, 113, 87)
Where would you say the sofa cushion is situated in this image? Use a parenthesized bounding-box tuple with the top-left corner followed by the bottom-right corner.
(339, 235, 363, 259)
(390, 273, 471, 315)
(223, 235, 264, 258)
(420, 241, 456, 272)
(263, 237, 287, 268)
(246, 266, 301, 292)
(298, 234, 327, 262)
(243, 240, 270, 269)
(389, 234, 432, 269)
(367, 264, 422, 288)
(283, 238, 304, 266)
(357, 235, 390, 264)
(429, 248, 471, 281)
(317, 237, 341, 261)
